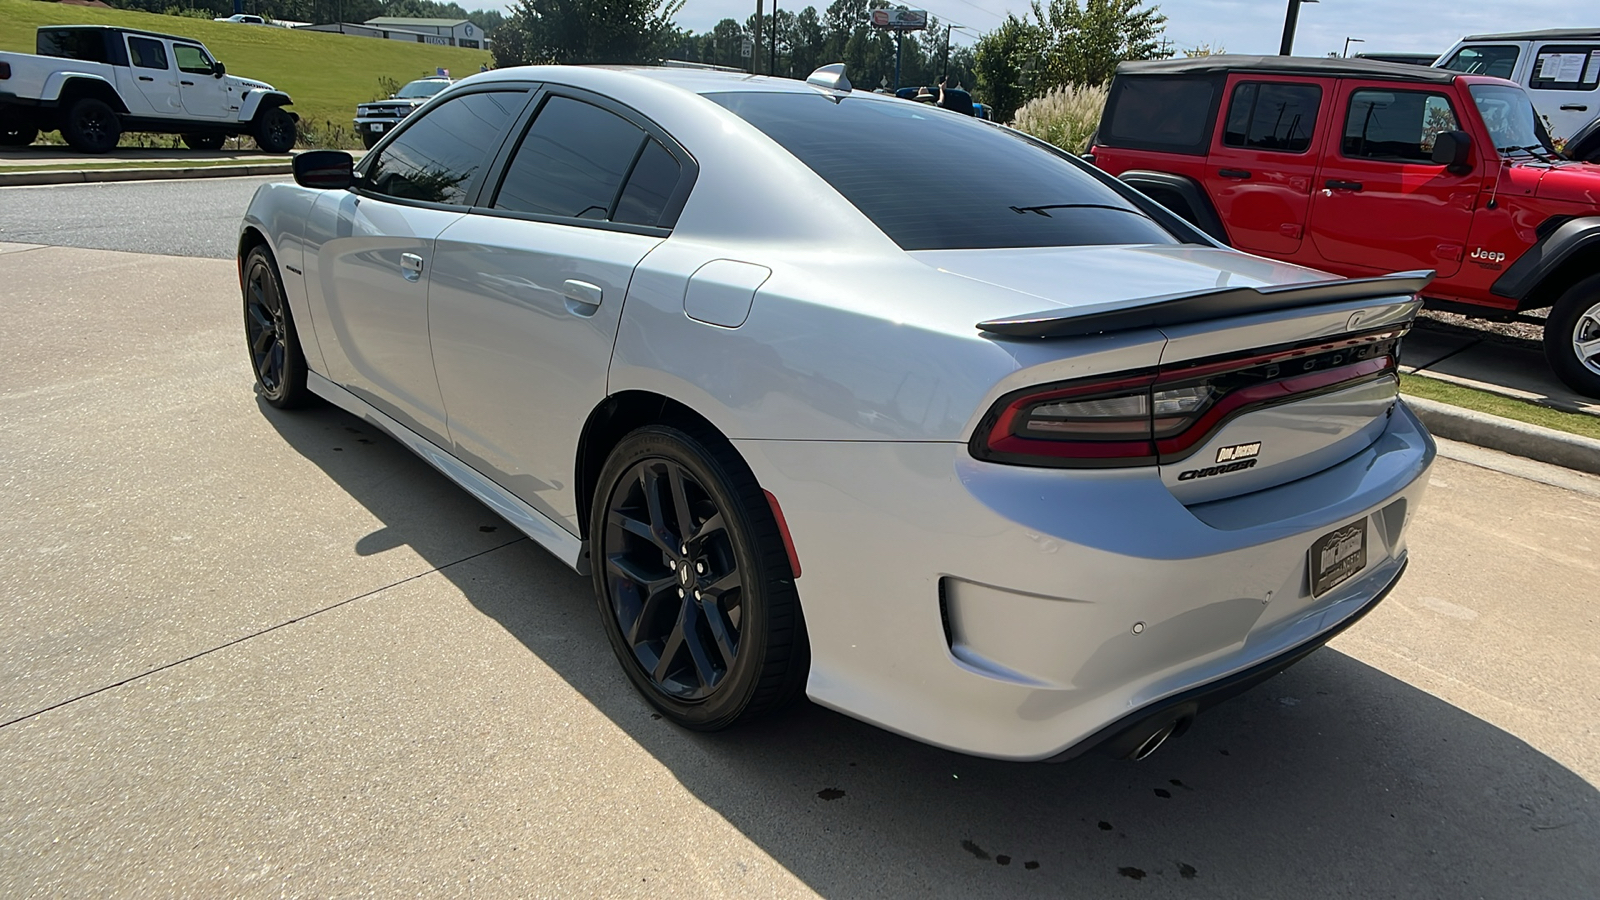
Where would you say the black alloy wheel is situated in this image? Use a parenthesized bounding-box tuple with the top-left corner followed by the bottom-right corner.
(592, 425, 807, 730)
(63, 98, 120, 153)
(254, 107, 296, 154)
(242, 245, 309, 408)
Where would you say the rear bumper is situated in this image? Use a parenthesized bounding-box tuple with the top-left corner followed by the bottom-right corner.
(735, 400, 1434, 761)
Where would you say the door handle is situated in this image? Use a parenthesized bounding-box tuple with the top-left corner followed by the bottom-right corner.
(180, 80, 195, 86)
(1218, 168, 1252, 179)
(562, 279, 603, 315)
(400, 253, 424, 282)
(1560, 104, 1589, 111)
(138, 75, 153, 82)
(1325, 179, 1364, 192)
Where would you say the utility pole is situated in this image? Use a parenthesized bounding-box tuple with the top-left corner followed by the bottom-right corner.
(770, 0, 779, 77)
(752, 0, 763, 74)
(1279, 0, 1318, 56)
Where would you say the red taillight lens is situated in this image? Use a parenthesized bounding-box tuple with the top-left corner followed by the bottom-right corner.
(971, 328, 1405, 468)
(0, 62, 11, 79)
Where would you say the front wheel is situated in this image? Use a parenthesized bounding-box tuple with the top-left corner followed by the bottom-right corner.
(590, 425, 808, 731)
(1543, 274, 1600, 398)
(253, 107, 296, 154)
(62, 98, 121, 153)
(242, 244, 311, 408)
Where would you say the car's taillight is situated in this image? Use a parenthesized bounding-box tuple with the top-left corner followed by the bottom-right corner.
(0, 62, 11, 79)
(970, 328, 1405, 468)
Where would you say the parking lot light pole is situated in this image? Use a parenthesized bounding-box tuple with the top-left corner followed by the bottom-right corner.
(1343, 36, 1364, 57)
(1279, 0, 1319, 56)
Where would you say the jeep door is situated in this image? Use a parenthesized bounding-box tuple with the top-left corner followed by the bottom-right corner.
(1203, 75, 1327, 255)
(171, 42, 229, 119)
(1307, 82, 1478, 277)
(123, 35, 181, 116)
(429, 89, 688, 532)
(305, 87, 528, 443)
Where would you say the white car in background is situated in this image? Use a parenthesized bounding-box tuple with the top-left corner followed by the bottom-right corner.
(1437, 29, 1600, 142)
(237, 65, 1435, 762)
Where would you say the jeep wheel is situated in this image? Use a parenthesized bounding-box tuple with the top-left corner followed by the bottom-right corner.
(253, 107, 296, 154)
(1544, 274, 1600, 398)
(62, 98, 121, 154)
(0, 122, 38, 147)
(182, 133, 227, 151)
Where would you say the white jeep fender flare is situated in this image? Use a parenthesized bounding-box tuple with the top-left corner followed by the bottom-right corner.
(41, 71, 123, 108)
(238, 90, 294, 123)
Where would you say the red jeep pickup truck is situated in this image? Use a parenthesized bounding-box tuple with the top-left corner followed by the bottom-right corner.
(1088, 56, 1600, 397)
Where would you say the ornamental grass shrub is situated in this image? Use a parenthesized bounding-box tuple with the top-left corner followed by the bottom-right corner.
(1010, 83, 1110, 154)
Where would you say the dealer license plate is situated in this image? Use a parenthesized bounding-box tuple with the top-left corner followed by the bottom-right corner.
(371, 123, 384, 133)
(1309, 518, 1367, 598)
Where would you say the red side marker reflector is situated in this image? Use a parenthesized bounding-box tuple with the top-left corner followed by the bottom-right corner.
(763, 489, 801, 580)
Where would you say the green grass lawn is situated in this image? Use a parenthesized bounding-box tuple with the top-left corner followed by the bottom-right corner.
(1401, 374, 1600, 441)
(0, 0, 491, 146)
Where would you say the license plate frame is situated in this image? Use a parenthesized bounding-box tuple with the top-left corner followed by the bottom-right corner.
(1309, 518, 1367, 598)
(371, 122, 384, 133)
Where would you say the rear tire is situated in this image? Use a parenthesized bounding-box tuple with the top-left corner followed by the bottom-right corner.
(253, 107, 296, 154)
(62, 98, 121, 153)
(1543, 274, 1600, 399)
(590, 424, 808, 731)
(181, 133, 226, 151)
(0, 122, 38, 147)
(242, 244, 311, 409)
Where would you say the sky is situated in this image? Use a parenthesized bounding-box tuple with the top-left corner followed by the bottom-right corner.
(629, 0, 1587, 57)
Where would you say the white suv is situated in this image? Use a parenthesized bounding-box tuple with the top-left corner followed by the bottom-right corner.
(1436, 29, 1600, 143)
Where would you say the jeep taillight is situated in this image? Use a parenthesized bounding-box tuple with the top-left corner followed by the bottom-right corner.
(970, 328, 1405, 468)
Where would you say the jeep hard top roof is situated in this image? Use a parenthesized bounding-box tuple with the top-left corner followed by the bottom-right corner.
(1116, 54, 1457, 85)
(41, 23, 206, 45)
(1460, 29, 1600, 43)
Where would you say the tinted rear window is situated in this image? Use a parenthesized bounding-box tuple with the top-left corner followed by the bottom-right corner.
(37, 29, 111, 64)
(708, 92, 1175, 251)
(1102, 75, 1220, 154)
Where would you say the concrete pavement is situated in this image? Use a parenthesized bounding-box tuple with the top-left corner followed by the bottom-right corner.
(1401, 322, 1600, 417)
(1, 244, 1596, 897)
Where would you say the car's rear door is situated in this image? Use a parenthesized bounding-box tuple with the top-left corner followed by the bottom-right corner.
(429, 88, 694, 532)
(1203, 74, 1327, 256)
(1307, 80, 1478, 277)
(310, 86, 529, 442)
(122, 35, 181, 116)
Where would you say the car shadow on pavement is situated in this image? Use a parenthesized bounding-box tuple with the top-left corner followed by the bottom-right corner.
(265, 400, 1599, 899)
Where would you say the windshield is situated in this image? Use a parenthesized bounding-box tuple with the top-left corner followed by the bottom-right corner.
(397, 80, 450, 99)
(707, 92, 1176, 251)
(1469, 83, 1558, 156)
(1441, 45, 1520, 79)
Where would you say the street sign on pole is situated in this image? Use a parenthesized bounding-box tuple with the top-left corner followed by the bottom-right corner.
(741, 39, 753, 57)
(868, 8, 928, 32)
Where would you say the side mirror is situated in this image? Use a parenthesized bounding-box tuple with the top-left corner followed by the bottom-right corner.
(293, 150, 354, 190)
(213, 61, 226, 78)
(1431, 130, 1472, 174)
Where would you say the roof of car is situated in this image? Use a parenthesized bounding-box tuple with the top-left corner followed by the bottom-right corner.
(1461, 29, 1600, 42)
(1116, 54, 1458, 84)
(42, 24, 202, 44)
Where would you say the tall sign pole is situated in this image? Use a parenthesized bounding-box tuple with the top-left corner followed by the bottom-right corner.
(771, 0, 779, 76)
(1279, 0, 1317, 56)
(753, 0, 764, 74)
(868, 8, 929, 91)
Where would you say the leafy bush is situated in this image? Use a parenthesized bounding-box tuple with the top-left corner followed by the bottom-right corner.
(1009, 82, 1107, 153)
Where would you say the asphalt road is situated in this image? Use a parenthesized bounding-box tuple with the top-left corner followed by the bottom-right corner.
(1, 237, 1597, 896)
(0, 175, 282, 259)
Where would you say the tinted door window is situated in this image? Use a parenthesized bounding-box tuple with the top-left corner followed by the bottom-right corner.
(127, 37, 168, 70)
(1342, 90, 1459, 162)
(493, 96, 647, 220)
(173, 44, 213, 75)
(710, 92, 1176, 251)
(1102, 76, 1219, 154)
(36, 29, 111, 63)
(1528, 44, 1600, 91)
(613, 139, 682, 227)
(366, 90, 524, 205)
(1223, 82, 1321, 153)
(1440, 45, 1520, 79)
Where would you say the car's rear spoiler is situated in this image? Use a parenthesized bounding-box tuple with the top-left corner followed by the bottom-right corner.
(976, 270, 1434, 339)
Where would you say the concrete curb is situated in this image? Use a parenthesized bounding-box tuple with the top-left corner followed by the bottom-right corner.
(0, 162, 291, 187)
(1403, 394, 1600, 476)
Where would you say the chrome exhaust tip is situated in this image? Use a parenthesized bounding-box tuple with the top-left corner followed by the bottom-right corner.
(1128, 720, 1178, 761)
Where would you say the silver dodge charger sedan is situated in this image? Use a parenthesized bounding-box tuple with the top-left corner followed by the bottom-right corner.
(238, 63, 1434, 762)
